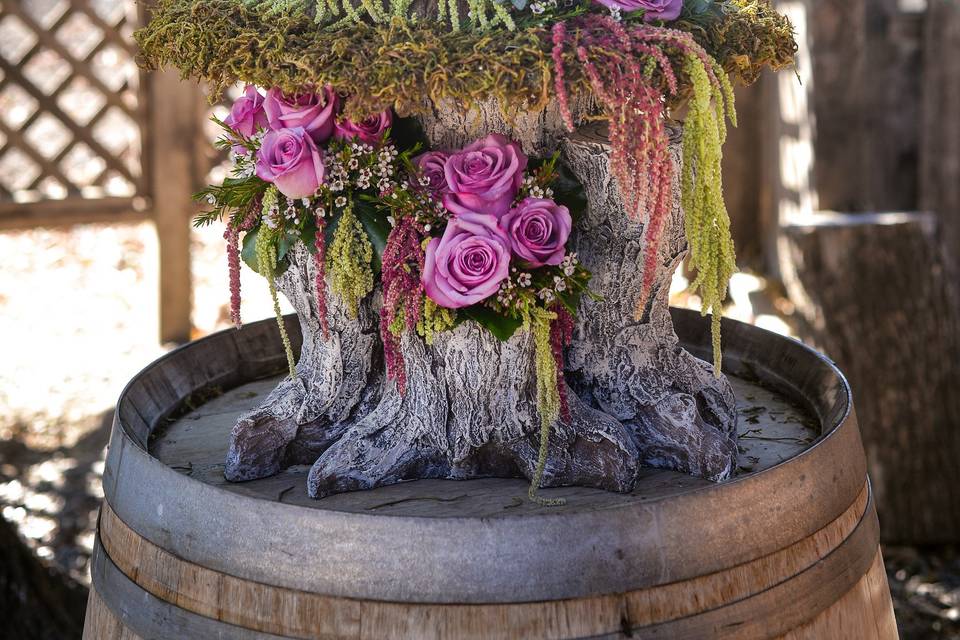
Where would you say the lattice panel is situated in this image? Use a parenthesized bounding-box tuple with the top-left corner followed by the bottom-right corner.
(0, 0, 143, 204)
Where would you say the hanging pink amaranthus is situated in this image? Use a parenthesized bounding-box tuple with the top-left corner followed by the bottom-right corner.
(380, 216, 427, 393)
(550, 304, 575, 423)
(550, 15, 720, 311)
(225, 224, 242, 328)
(314, 216, 330, 339)
(225, 198, 263, 329)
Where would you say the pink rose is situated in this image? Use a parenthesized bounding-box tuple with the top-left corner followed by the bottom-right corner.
(442, 133, 528, 218)
(263, 86, 338, 144)
(224, 85, 268, 154)
(423, 212, 512, 309)
(593, 0, 682, 20)
(500, 198, 572, 267)
(412, 151, 450, 194)
(334, 110, 393, 144)
(255, 127, 325, 199)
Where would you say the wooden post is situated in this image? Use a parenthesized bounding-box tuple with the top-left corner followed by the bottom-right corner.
(781, 212, 960, 544)
(147, 70, 201, 344)
(921, 0, 960, 293)
(721, 83, 764, 270)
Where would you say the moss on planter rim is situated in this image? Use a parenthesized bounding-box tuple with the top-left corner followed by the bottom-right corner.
(136, 0, 796, 116)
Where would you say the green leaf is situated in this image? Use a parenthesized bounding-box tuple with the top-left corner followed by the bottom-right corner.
(241, 227, 263, 275)
(240, 227, 288, 278)
(552, 161, 589, 223)
(389, 116, 428, 154)
(354, 199, 390, 273)
(462, 305, 523, 341)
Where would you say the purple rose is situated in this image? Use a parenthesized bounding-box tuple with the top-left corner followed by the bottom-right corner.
(442, 133, 528, 218)
(500, 198, 572, 267)
(224, 85, 268, 154)
(263, 86, 338, 144)
(334, 110, 393, 145)
(412, 151, 450, 194)
(593, 0, 682, 21)
(255, 127, 325, 199)
(423, 212, 512, 309)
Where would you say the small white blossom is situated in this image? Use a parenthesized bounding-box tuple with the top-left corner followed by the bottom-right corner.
(335, 196, 347, 208)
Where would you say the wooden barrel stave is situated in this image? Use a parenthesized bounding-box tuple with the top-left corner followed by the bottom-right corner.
(86, 484, 891, 639)
(83, 310, 898, 639)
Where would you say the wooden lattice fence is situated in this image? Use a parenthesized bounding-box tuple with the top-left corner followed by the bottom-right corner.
(0, 0, 217, 342)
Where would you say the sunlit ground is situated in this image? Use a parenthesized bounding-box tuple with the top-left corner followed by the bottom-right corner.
(0, 224, 956, 639)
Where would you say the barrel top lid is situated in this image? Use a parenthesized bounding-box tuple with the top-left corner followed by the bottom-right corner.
(151, 372, 818, 518)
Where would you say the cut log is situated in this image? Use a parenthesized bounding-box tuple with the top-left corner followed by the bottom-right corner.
(781, 211, 960, 543)
(921, 0, 960, 295)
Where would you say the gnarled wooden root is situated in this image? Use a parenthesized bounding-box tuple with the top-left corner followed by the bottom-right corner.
(562, 123, 738, 482)
(224, 243, 382, 482)
(307, 324, 638, 499)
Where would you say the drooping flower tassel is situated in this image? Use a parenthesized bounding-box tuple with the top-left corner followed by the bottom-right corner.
(223, 198, 264, 330)
(256, 191, 296, 379)
(529, 308, 565, 507)
(550, 304, 574, 424)
(224, 223, 242, 329)
(380, 216, 426, 393)
(313, 216, 330, 339)
(328, 200, 374, 317)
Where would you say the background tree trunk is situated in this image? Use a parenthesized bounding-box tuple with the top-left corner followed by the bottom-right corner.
(781, 211, 960, 543)
(0, 515, 87, 639)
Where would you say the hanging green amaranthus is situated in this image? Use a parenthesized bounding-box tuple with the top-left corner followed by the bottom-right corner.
(327, 200, 374, 317)
(528, 308, 565, 507)
(255, 191, 298, 379)
(682, 55, 738, 374)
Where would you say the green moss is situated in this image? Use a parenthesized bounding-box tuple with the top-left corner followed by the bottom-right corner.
(136, 0, 795, 116)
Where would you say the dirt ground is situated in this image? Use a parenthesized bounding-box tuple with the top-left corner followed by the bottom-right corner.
(0, 221, 957, 638)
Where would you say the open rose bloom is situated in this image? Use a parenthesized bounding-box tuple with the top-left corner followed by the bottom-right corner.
(255, 127, 325, 199)
(442, 133, 528, 218)
(501, 198, 572, 267)
(593, 0, 682, 21)
(423, 212, 512, 308)
(334, 110, 393, 144)
(264, 86, 339, 144)
(224, 85, 268, 153)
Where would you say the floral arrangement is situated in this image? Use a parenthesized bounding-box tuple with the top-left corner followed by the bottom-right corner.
(200, 85, 595, 497)
(147, 0, 797, 499)
(144, 0, 795, 375)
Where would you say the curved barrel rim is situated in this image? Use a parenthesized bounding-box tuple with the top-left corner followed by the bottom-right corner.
(101, 309, 865, 603)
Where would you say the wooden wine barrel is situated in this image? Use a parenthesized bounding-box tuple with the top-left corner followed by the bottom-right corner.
(83, 309, 898, 640)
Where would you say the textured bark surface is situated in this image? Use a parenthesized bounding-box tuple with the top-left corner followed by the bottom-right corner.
(224, 247, 382, 482)
(227, 98, 738, 497)
(781, 212, 960, 543)
(563, 123, 737, 481)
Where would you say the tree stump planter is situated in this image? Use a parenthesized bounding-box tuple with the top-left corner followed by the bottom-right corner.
(84, 312, 898, 639)
(225, 101, 738, 498)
